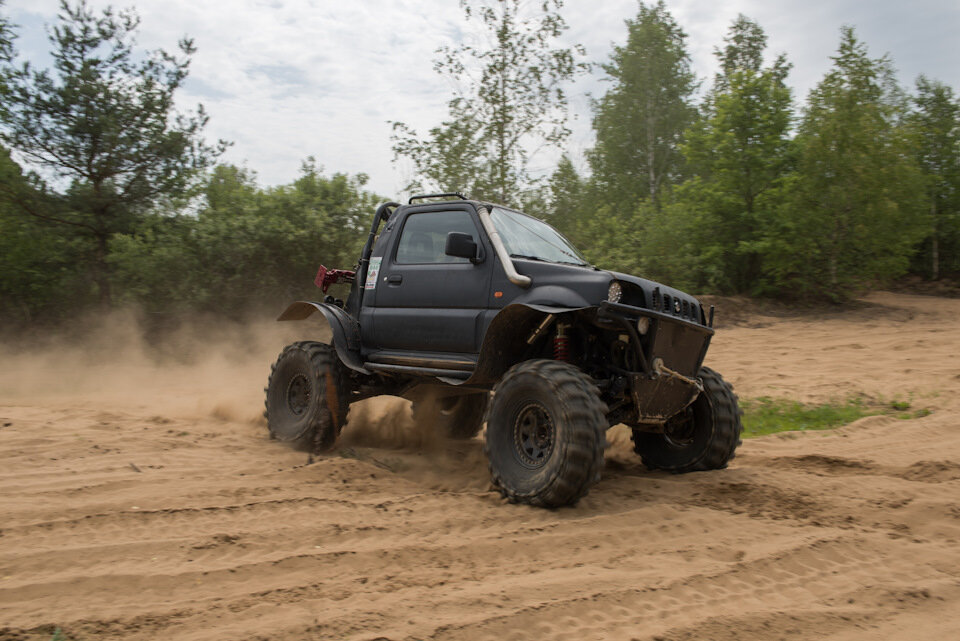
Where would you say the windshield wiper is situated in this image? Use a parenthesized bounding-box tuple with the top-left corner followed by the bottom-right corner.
(509, 253, 548, 262)
(510, 253, 591, 267)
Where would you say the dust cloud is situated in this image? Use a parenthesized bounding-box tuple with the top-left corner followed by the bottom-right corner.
(0, 307, 479, 451)
(0, 308, 318, 424)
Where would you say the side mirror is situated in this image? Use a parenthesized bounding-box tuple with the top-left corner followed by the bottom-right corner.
(445, 232, 482, 263)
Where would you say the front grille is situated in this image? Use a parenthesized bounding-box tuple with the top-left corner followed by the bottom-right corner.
(645, 287, 702, 325)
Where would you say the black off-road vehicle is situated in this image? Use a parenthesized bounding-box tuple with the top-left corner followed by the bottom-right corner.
(265, 193, 742, 507)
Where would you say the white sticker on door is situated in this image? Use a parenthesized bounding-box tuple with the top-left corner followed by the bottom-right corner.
(364, 257, 381, 289)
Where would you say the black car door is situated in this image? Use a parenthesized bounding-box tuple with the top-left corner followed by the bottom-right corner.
(368, 207, 493, 354)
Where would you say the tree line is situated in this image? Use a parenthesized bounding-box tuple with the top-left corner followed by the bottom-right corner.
(393, 1, 959, 300)
(1, 0, 958, 329)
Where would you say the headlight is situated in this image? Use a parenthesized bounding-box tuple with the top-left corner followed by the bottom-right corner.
(607, 281, 623, 303)
(637, 317, 650, 334)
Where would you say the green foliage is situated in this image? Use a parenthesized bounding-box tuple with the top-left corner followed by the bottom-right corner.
(543, 154, 585, 233)
(566, 20, 951, 301)
(391, 0, 587, 205)
(0, 147, 92, 323)
(573, 1, 700, 285)
(680, 16, 794, 293)
(0, 0, 225, 306)
(908, 76, 960, 279)
(741, 395, 931, 437)
(757, 29, 926, 299)
(571, 15, 797, 295)
(109, 162, 381, 316)
(571, 195, 697, 292)
(589, 1, 697, 211)
(574, 202, 640, 271)
(391, 99, 491, 199)
(740, 396, 880, 437)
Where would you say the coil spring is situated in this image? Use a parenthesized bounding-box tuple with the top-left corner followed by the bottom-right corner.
(553, 330, 570, 361)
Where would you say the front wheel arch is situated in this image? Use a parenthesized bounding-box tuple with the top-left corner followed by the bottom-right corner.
(466, 304, 586, 386)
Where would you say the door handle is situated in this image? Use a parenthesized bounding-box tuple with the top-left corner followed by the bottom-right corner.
(387, 273, 403, 284)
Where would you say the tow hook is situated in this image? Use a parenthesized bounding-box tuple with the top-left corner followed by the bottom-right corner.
(652, 357, 703, 392)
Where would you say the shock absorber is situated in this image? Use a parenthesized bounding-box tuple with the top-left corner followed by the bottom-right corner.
(553, 325, 570, 361)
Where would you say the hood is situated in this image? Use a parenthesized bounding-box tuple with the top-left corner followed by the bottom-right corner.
(504, 259, 706, 326)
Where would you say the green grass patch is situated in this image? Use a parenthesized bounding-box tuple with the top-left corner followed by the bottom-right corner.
(739, 396, 929, 438)
(897, 408, 932, 420)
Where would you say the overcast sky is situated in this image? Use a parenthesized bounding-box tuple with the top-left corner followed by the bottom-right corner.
(5, 0, 959, 198)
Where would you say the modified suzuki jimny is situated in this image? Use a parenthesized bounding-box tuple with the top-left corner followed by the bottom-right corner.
(265, 193, 742, 507)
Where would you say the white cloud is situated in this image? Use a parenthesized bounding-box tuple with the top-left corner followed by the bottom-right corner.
(5, 0, 959, 198)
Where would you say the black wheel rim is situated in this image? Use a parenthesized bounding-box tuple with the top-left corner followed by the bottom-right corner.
(663, 407, 697, 447)
(513, 402, 555, 468)
(286, 374, 311, 416)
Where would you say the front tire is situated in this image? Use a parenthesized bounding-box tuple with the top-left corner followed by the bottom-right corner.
(265, 341, 348, 452)
(632, 366, 742, 472)
(484, 360, 607, 508)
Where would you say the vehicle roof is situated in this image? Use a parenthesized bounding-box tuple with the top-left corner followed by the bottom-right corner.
(396, 198, 531, 219)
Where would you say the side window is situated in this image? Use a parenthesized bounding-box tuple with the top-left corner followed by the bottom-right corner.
(395, 210, 479, 264)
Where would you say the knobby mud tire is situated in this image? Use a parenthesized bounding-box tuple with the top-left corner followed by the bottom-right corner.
(632, 366, 742, 473)
(411, 393, 488, 440)
(483, 359, 607, 508)
(264, 341, 348, 453)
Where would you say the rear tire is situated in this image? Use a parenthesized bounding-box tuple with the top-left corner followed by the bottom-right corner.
(484, 360, 607, 508)
(264, 341, 348, 452)
(632, 366, 742, 472)
(411, 393, 488, 439)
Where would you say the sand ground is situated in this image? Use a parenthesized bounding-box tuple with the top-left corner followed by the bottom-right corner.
(1, 291, 958, 640)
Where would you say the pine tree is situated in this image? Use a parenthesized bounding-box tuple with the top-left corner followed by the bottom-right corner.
(0, 0, 226, 306)
(545, 154, 584, 235)
(763, 27, 925, 298)
(589, 1, 697, 211)
(909, 76, 960, 279)
(680, 15, 794, 292)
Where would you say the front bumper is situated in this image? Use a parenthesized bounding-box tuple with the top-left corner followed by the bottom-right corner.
(598, 300, 713, 376)
(598, 300, 714, 424)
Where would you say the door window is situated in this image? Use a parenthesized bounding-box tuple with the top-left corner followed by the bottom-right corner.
(395, 210, 478, 264)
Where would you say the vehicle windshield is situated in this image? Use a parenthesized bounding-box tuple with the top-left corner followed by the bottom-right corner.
(489, 207, 589, 266)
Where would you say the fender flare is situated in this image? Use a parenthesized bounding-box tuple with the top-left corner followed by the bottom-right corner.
(277, 301, 369, 373)
(463, 302, 590, 386)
